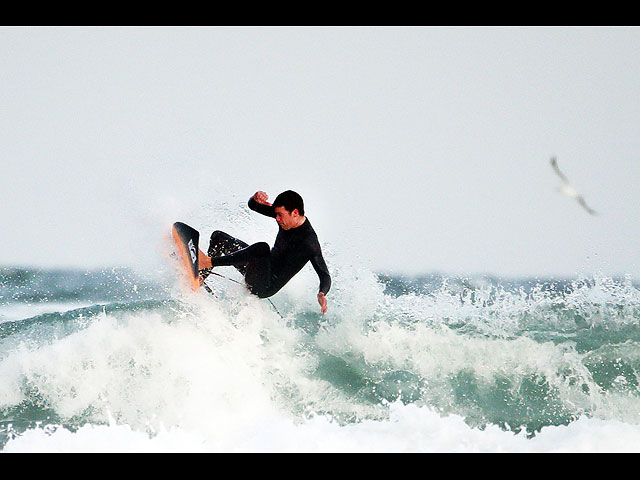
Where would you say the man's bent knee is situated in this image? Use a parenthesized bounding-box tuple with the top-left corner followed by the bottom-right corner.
(210, 230, 228, 242)
(252, 242, 270, 257)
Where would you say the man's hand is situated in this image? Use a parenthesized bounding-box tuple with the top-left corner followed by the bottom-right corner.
(253, 191, 272, 206)
(317, 292, 328, 314)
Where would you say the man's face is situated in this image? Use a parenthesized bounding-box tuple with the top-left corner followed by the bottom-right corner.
(274, 206, 299, 230)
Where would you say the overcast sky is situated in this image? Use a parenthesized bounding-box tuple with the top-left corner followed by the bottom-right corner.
(2, 27, 640, 279)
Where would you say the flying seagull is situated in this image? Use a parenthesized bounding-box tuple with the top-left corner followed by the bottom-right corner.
(550, 156, 598, 216)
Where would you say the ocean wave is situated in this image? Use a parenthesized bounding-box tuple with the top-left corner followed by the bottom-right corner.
(1, 266, 640, 451)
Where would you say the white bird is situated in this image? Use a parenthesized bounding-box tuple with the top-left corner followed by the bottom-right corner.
(550, 157, 598, 216)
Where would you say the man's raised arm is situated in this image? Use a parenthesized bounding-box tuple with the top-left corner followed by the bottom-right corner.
(248, 191, 276, 218)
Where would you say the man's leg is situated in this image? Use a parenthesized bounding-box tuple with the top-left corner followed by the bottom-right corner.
(199, 230, 250, 282)
(208, 241, 273, 296)
(208, 230, 249, 275)
(242, 244, 273, 298)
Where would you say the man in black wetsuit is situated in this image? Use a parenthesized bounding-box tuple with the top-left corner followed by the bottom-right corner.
(198, 190, 331, 314)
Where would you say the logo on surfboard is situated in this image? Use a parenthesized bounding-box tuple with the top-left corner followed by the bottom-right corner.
(188, 239, 197, 265)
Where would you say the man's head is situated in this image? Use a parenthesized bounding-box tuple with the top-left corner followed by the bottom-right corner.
(273, 190, 305, 230)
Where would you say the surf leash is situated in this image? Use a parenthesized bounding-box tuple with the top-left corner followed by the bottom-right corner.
(204, 271, 284, 319)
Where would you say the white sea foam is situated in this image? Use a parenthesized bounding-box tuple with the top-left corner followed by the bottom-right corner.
(5, 400, 640, 453)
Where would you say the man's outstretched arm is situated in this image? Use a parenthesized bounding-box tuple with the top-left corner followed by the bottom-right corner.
(311, 251, 331, 315)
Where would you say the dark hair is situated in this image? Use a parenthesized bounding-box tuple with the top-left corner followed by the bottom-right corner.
(273, 190, 305, 216)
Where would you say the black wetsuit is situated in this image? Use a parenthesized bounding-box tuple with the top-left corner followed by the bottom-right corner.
(204, 196, 331, 299)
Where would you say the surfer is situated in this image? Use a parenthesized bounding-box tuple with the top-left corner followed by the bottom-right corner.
(198, 190, 331, 314)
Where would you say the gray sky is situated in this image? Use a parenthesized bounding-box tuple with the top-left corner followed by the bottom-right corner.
(2, 27, 640, 279)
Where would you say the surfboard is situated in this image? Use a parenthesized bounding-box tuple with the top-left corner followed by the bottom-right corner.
(171, 222, 201, 291)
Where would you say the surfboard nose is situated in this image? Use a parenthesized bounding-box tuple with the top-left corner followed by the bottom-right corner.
(171, 222, 202, 291)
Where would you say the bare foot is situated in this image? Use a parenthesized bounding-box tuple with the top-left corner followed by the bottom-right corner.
(198, 249, 212, 269)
